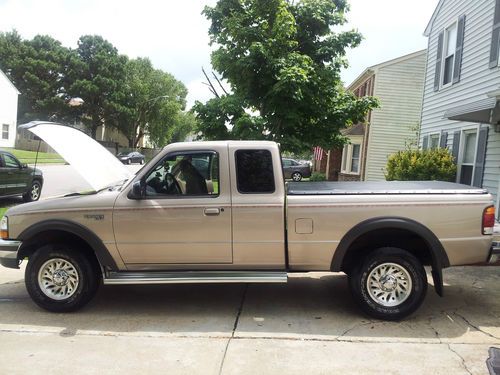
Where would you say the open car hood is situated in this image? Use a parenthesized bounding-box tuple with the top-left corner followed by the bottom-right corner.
(19, 122, 133, 191)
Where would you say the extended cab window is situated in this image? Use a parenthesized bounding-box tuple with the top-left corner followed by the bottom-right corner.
(236, 149, 275, 193)
(144, 151, 219, 197)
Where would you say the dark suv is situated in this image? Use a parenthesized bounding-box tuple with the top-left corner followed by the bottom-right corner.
(0, 150, 43, 202)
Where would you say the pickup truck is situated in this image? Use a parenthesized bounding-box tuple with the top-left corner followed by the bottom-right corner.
(0, 122, 497, 321)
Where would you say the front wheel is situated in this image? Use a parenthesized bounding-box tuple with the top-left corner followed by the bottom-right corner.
(348, 247, 427, 321)
(23, 180, 42, 202)
(25, 245, 100, 312)
(291, 172, 302, 181)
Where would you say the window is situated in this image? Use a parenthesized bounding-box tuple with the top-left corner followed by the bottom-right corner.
(429, 134, 440, 149)
(3, 154, 19, 168)
(2, 124, 8, 140)
(341, 142, 362, 174)
(443, 22, 457, 86)
(458, 130, 477, 185)
(236, 149, 275, 193)
(144, 151, 219, 197)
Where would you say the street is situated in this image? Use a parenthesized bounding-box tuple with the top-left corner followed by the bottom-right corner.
(0, 265, 500, 374)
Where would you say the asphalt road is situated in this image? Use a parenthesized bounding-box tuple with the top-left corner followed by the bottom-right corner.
(0, 266, 499, 374)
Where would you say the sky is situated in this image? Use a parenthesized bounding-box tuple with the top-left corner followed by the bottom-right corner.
(0, 0, 438, 108)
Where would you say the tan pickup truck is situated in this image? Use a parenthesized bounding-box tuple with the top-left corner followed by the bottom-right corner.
(0, 122, 498, 320)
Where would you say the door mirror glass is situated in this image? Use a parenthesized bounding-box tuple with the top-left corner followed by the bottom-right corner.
(129, 180, 145, 199)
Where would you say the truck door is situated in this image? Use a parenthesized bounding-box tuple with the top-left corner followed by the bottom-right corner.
(113, 145, 233, 266)
(228, 145, 286, 269)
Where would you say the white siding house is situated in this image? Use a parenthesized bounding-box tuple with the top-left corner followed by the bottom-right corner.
(343, 50, 426, 181)
(0, 69, 19, 148)
(420, 0, 500, 217)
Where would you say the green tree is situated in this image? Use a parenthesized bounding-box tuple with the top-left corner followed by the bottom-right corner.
(194, 0, 377, 152)
(0, 31, 71, 123)
(66, 35, 128, 139)
(115, 57, 189, 148)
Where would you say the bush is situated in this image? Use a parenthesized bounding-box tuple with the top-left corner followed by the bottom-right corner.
(385, 148, 456, 181)
(310, 172, 327, 181)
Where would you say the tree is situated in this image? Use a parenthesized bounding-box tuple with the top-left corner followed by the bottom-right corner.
(195, 0, 378, 152)
(115, 57, 189, 148)
(0, 31, 71, 123)
(66, 35, 127, 139)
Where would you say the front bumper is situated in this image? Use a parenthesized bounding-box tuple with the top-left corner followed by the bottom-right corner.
(0, 239, 21, 269)
(488, 240, 500, 263)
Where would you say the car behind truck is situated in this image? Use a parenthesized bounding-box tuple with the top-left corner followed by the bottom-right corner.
(0, 122, 497, 320)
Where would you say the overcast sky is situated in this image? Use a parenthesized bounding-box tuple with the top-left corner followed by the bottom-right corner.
(0, 0, 438, 108)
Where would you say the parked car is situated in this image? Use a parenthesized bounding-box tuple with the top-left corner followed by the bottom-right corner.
(282, 158, 311, 181)
(117, 151, 145, 165)
(0, 122, 497, 320)
(0, 150, 43, 202)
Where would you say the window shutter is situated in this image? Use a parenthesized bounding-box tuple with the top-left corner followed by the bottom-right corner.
(434, 31, 444, 91)
(422, 135, 429, 150)
(453, 15, 466, 84)
(451, 131, 461, 163)
(490, 0, 500, 68)
(472, 127, 489, 187)
(440, 131, 448, 148)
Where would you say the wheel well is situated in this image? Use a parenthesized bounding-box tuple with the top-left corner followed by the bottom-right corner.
(340, 228, 434, 273)
(18, 230, 101, 273)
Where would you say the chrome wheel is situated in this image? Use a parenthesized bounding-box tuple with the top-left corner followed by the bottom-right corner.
(366, 262, 412, 307)
(30, 182, 41, 201)
(37, 258, 79, 300)
(292, 172, 302, 181)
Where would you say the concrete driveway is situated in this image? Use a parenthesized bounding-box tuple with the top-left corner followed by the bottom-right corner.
(0, 266, 499, 374)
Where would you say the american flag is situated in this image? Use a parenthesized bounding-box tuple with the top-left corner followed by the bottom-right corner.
(313, 146, 324, 161)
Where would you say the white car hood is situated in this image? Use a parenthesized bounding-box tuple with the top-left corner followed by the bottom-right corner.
(21, 122, 133, 191)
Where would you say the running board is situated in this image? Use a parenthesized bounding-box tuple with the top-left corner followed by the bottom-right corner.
(103, 271, 288, 285)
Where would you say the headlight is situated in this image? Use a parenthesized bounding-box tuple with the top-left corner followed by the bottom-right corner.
(0, 216, 8, 239)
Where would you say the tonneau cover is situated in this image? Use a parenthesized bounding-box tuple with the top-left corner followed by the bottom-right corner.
(287, 181, 488, 195)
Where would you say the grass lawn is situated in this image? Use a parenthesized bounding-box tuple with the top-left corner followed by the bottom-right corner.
(0, 148, 65, 164)
(0, 207, 7, 219)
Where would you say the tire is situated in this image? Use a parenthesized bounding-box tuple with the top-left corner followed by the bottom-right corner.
(348, 247, 427, 321)
(127, 159, 131, 165)
(23, 180, 42, 202)
(291, 172, 302, 181)
(140, 159, 144, 165)
(25, 244, 100, 312)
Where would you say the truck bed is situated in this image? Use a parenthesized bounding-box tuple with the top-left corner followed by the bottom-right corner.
(286, 181, 488, 195)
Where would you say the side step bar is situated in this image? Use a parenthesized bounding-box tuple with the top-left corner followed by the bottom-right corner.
(103, 271, 288, 285)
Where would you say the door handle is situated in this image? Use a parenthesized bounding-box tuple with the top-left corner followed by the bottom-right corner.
(204, 208, 221, 216)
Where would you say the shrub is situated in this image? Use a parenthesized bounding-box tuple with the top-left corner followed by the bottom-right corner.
(310, 172, 327, 181)
(385, 148, 456, 181)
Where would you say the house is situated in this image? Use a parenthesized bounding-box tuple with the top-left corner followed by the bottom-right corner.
(420, 0, 500, 217)
(0, 69, 20, 148)
(339, 50, 427, 181)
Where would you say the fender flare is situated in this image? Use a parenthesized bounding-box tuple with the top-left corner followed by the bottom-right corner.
(331, 217, 450, 296)
(17, 219, 118, 271)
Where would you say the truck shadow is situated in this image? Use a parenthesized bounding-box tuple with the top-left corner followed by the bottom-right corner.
(0, 267, 499, 342)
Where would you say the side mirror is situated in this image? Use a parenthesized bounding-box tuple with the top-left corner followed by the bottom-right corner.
(128, 180, 146, 199)
(21, 163, 28, 169)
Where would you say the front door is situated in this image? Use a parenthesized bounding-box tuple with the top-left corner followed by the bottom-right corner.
(0, 153, 27, 196)
(113, 146, 233, 267)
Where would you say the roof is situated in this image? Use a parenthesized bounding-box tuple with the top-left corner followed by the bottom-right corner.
(341, 123, 365, 136)
(424, 0, 445, 37)
(0, 68, 20, 95)
(347, 50, 427, 91)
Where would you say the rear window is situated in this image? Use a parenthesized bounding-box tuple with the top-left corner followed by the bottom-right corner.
(236, 149, 275, 193)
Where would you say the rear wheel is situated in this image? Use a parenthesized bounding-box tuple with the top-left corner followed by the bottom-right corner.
(348, 247, 427, 321)
(127, 159, 131, 165)
(25, 245, 100, 312)
(140, 159, 144, 165)
(291, 172, 302, 181)
(23, 180, 42, 202)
